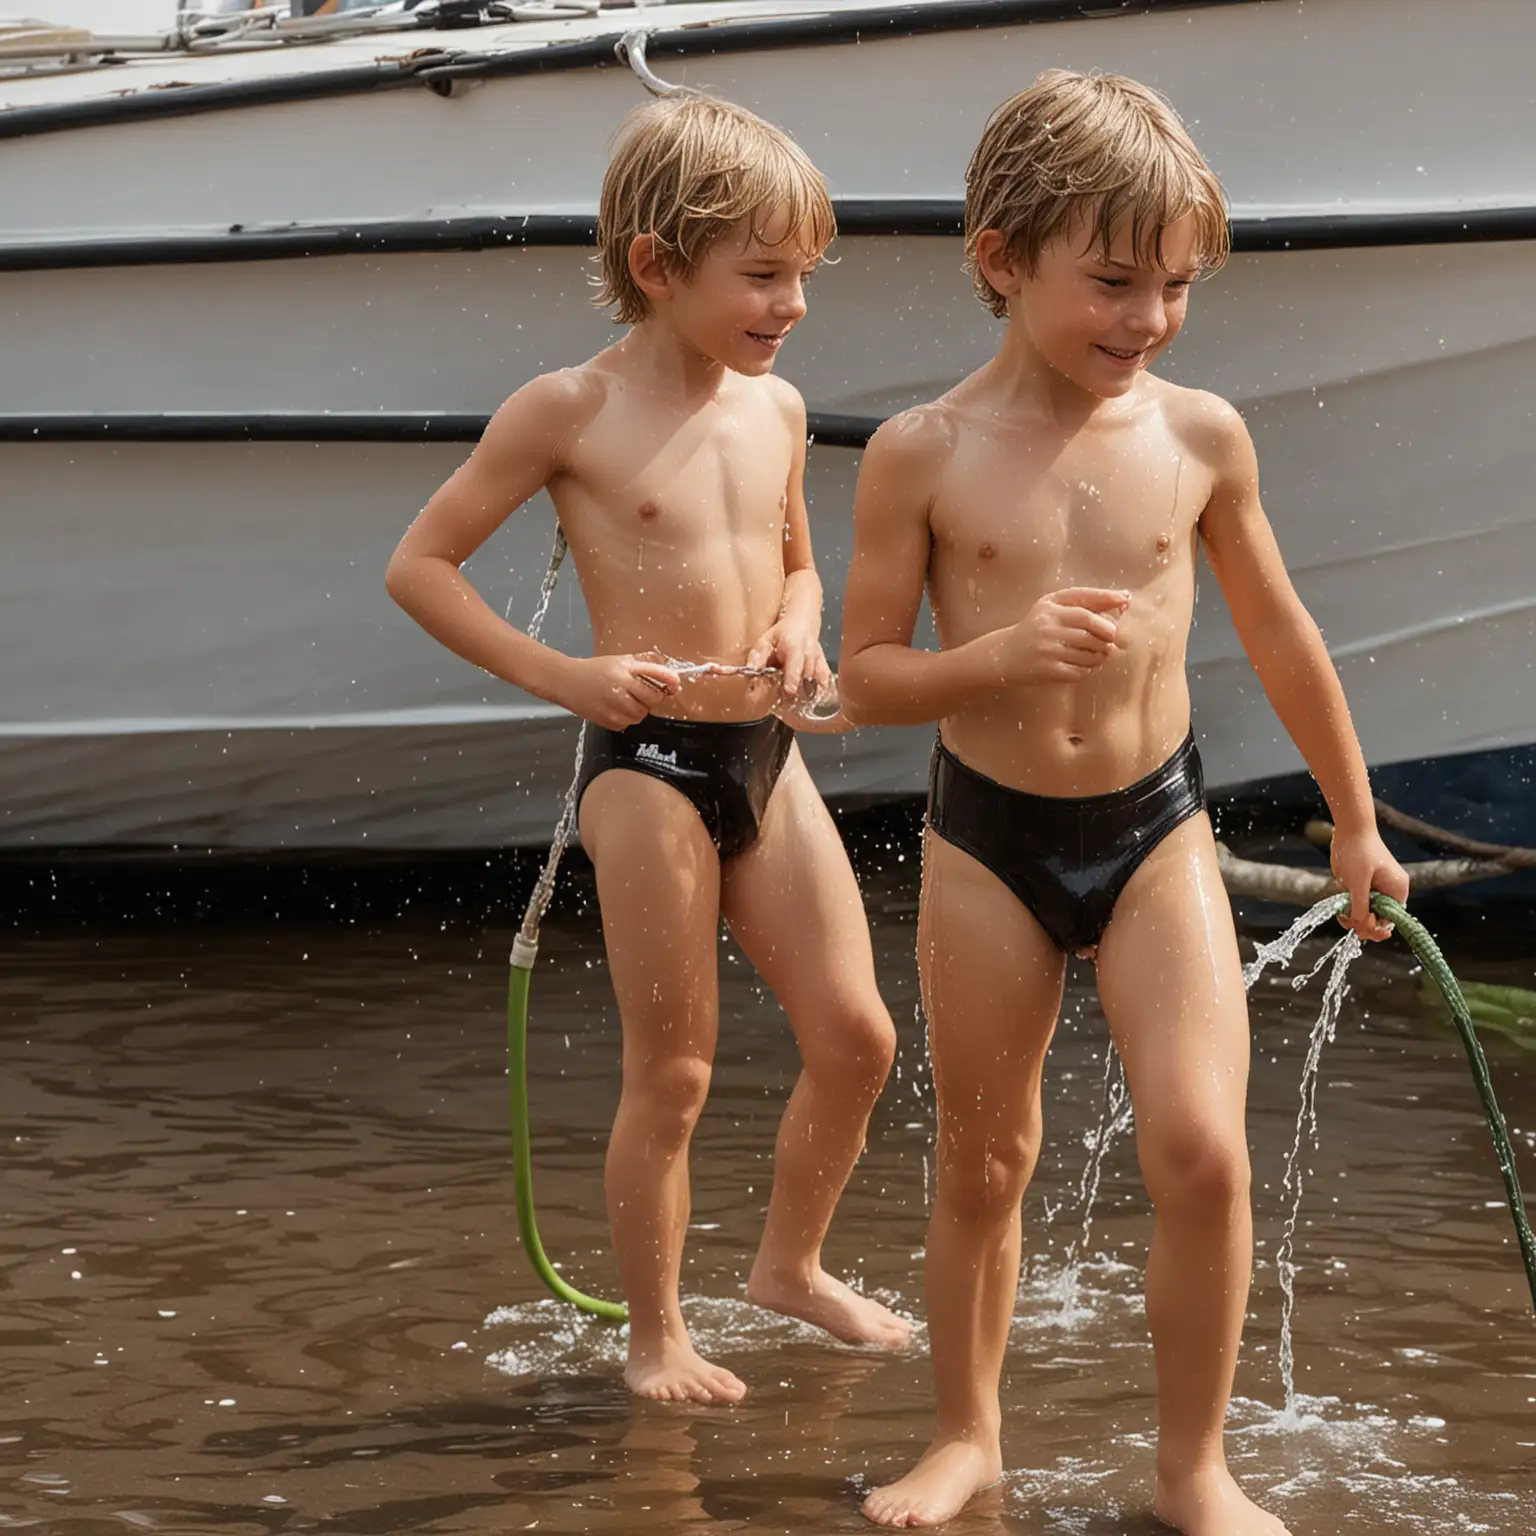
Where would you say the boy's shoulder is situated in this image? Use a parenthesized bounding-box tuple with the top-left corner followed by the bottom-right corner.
(479, 363, 611, 468)
(1152, 377, 1253, 473)
(526, 360, 612, 418)
(490, 363, 608, 433)
(865, 400, 963, 473)
(758, 370, 808, 430)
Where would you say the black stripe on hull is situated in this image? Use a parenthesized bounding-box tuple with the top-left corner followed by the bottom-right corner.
(4, 201, 1535, 273)
(0, 410, 885, 448)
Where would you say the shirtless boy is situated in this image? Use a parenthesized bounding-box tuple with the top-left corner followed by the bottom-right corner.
(839, 71, 1409, 1531)
(386, 93, 908, 1405)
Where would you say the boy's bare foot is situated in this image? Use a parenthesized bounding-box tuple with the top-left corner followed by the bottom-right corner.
(1154, 1466, 1291, 1535)
(624, 1335, 748, 1405)
(861, 1437, 1003, 1527)
(747, 1262, 913, 1349)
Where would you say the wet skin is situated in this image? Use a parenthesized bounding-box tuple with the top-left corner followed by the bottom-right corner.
(840, 211, 1407, 1531)
(387, 212, 910, 1404)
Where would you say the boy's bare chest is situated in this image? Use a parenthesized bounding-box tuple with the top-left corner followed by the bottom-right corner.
(564, 403, 792, 549)
(931, 429, 1205, 591)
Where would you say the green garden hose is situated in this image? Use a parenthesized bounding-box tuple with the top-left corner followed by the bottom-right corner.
(499, 533, 1533, 1333)
(509, 934, 627, 1323)
(496, 586, 824, 1321)
(504, 882, 1536, 1324)
(1355, 891, 1536, 1316)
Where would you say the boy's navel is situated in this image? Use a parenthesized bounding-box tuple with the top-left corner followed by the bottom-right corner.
(637, 499, 661, 522)
(978, 542, 998, 561)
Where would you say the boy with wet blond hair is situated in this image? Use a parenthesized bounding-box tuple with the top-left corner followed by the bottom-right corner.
(388, 93, 909, 1405)
(841, 70, 1407, 1530)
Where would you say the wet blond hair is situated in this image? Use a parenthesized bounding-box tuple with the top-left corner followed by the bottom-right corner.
(964, 69, 1230, 317)
(595, 92, 836, 326)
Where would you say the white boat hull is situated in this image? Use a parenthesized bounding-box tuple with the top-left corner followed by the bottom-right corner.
(2, 0, 1532, 847)
(4, 233, 1534, 850)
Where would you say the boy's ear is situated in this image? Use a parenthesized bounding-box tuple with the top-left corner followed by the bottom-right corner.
(627, 234, 674, 305)
(974, 229, 1024, 302)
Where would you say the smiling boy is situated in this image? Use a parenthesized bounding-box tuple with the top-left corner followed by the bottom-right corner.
(839, 71, 1408, 1530)
(387, 93, 908, 1405)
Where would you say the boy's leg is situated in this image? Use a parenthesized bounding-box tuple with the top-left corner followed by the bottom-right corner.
(580, 770, 745, 1405)
(1094, 814, 1289, 1536)
(864, 831, 1066, 1528)
(716, 749, 908, 1347)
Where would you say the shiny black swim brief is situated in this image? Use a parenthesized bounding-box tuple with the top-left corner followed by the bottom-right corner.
(926, 732, 1206, 953)
(576, 714, 794, 860)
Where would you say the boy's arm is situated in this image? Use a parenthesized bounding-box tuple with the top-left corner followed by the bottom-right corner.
(838, 411, 1126, 725)
(746, 384, 831, 709)
(385, 372, 679, 727)
(836, 412, 948, 724)
(1195, 395, 1408, 939)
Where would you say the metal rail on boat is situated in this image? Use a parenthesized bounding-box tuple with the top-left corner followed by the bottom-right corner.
(0, 0, 1267, 138)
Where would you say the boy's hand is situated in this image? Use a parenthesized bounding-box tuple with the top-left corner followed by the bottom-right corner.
(557, 654, 682, 729)
(1330, 827, 1410, 942)
(999, 587, 1131, 684)
(746, 621, 833, 706)
(776, 677, 849, 735)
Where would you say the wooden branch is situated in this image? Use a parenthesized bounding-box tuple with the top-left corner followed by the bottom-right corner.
(1215, 842, 1511, 905)
(1303, 819, 1337, 849)
(1373, 798, 1536, 870)
(1216, 845, 1337, 904)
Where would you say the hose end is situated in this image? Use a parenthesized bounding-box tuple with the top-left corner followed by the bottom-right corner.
(511, 934, 538, 969)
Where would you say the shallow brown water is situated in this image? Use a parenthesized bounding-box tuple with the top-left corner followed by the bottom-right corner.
(4, 864, 1535, 1535)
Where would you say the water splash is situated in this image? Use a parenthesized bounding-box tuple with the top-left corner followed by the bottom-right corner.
(913, 1000, 933, 1207)
(1242, 895, 1365, 1411)
(517, 719, 588, 947)
(1273, 928, 1363, 1409)
(482, 1292, 920, 1379)
(1053, 1042, 1134, 1322)
(1242, 893, 1346, 990)
(517, 525, 568, 637)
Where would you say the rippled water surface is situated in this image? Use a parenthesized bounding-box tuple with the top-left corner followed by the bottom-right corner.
(5, 861, 1535, 1534)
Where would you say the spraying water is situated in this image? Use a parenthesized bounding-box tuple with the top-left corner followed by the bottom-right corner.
(1054, 898, 1354, 1325)
(515, 527, 568, 635)
(1241, 893, 1353, 990)
(1265, 929, 1365, 1412)
(1242, 888, 1536, 1421)
(1057, 896, 1368, 1402)
(1055, 1041, 1134, 1320)
(510, 527, 588, 951)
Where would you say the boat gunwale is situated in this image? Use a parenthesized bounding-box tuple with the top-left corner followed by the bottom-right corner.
(0, 0, 1265, 141)
(3, 201, 1535, 271)
(0, 410, 882, 447)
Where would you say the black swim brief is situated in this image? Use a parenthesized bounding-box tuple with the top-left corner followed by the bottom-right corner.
(926, 732, 1206, 954)
(576, 714, 794, 860)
